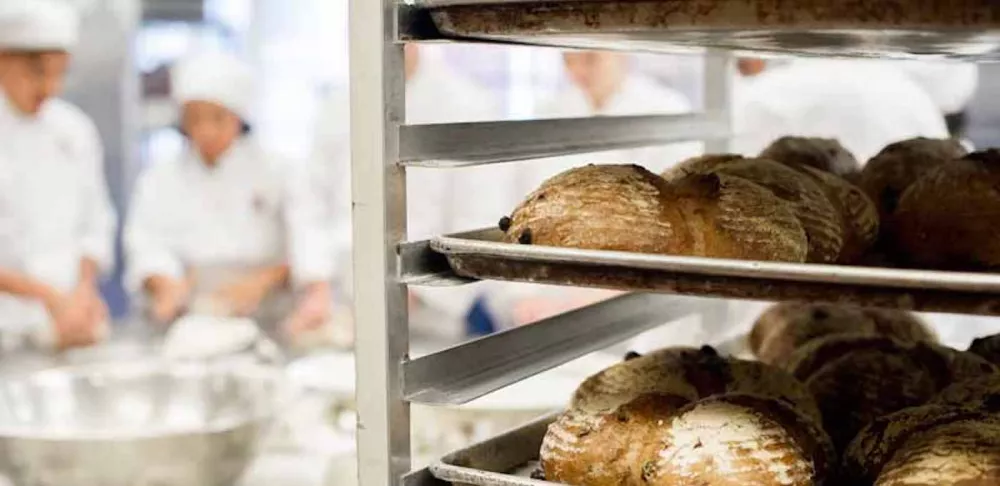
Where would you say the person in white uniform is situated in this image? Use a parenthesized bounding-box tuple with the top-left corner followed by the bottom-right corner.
(731, 57, 950, 162)
(294, 44, 517, 340)
(0, 1, 115, 351)
(125, 51, 313, 337)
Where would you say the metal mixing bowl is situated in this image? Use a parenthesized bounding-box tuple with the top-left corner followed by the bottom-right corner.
(0, 360, 285, 486)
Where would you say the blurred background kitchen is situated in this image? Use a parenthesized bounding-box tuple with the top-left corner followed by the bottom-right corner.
(0, 0, 997, 485)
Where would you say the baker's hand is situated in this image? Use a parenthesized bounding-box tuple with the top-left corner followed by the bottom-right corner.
(283, 282, 332, 337)
(150, 277, 191, 324)
(41, 289, 97, 350)
(213, 274, 275, 317)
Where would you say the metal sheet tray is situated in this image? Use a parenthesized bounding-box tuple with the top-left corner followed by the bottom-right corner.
(429, 414, 555, 486)
(419, 0, 1000, 60)
(430, 229, 1000, 315)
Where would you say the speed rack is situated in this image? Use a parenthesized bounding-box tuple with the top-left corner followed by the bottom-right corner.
(348, 1, 1000, 485)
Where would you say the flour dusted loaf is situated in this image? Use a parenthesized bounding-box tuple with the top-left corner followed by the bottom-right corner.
(749, 302, 934, 367)
(857, 137, 967, 232)
(787, 335, 996, 452)
(653, 394, 833, 486)
(844, 402, 1000, 486)
(665, 155, 843, 263)
(760, 136, 862, 177)
(540, 346, 832, 486)
(894, 149, 1000, 269)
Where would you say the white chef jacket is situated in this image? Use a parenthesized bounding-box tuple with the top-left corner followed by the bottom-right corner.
(732, 59, 950, 162)
(0, 93, 115, 335)
(301, 55, 509, 331)
(124, 138, 298, 296)
(529, 73, 703, 187)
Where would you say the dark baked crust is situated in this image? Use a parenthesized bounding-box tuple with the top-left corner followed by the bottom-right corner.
(894, 149, 1000, 269)
(796, 165, 879, 263)
(760, 136, 862, 177)
(857, 137, 966, 234)
(969, 333, 1000, 365)
(787, 335, 996, 452)
(749, 302, 934, 367)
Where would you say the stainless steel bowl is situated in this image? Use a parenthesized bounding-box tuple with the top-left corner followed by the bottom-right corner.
(0, 361, 284, 486)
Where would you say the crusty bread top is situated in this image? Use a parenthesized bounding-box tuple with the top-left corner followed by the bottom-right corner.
(667, 156, 843, 263)
(760, 136, 861, 177)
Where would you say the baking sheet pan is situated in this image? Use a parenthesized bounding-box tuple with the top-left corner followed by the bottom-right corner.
(420, 0, 1000, 60)
(429, 414, 554, 486)
(430, 229, 1000, 315)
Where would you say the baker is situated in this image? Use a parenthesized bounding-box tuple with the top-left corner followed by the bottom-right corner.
(0, 1, 116, 352)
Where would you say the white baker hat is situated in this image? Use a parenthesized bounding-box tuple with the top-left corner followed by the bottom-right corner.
(0, 0, 79, 51)
(171, 51, 255, 121)
(898, 60, 979, 115)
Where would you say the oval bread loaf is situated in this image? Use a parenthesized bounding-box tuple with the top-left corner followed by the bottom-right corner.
(894, 149, 1000, 268)
(795, 165, 879, 263)
(666, 156, 843, 263)
(541, 346, 829, 486)
(759, 136, 861, 177)
(787, 335, 996, 452)
(749, 302, 934, 367)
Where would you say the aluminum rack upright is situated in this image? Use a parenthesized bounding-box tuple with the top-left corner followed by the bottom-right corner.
(348, 1, 1000, 486)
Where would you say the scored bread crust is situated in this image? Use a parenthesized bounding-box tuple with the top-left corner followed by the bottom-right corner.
(759, 136, 862, 177)
(541, 347, 825, 486)
(786, 335, 996, 452)
(894, 149, 1000, 269)
(666, 156, 843, 263)
(503, 164, 685, 253)
(749, 302, 935, 367)
(857, 137, 967, 233)
(875, 419, 1000, 486)
(796, 165, 879, 264)
(653, 394, 834, 486)
(663, 172, 808, 262)
(843, 404, 1000, 485)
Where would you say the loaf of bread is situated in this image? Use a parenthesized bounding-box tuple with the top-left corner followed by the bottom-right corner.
(653, 394, 833, 486)
(665, 156, 843, 263)
(501, 164, 679, 253)
(844, 401, 1000, 486)
(501, 164, 808, 262)
(541, 346, 831, 486)
(759, 136, 861, 176)
(933, 373, 1000, 408)
(969, 333, 1000, 365)
(749, 302, 934, 367)
(857, 137, 967, 231)
(795, 165, 879, 263)
(786, 335, 996, 452)
(894, 149, 1000, 268)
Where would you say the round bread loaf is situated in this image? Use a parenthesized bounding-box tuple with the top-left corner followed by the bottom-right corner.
(759, 136, 862, 177)
(894, 149, 1000, 268)
(843, 403, 1000, 486)
(857, 137, 967, 229)
(933, 373, 1000, 408)
(541, 346, 826, 486)
(665, 156, 843, 263)
(661, 172, 808, 262)
(501, 164, 680, 253)
(787, 335, 996, 452)
(749, 302, 934, 367)
(652, 394, 834, 486)
(796, 165, 879, 264)
(969, 333, 1000, 365)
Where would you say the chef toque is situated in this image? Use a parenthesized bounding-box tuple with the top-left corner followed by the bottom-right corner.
(0, 0, 80, 51)
(171, 51, 255, 122)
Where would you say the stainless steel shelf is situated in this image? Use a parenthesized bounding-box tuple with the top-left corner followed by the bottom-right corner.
(407, 0, 1000, 60)
(399, 113, 728, 168)
(402, 292, 701, 405)
(431, 229, 1000, 316)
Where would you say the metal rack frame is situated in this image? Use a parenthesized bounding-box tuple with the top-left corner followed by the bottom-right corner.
(350, 1, 733, 485)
